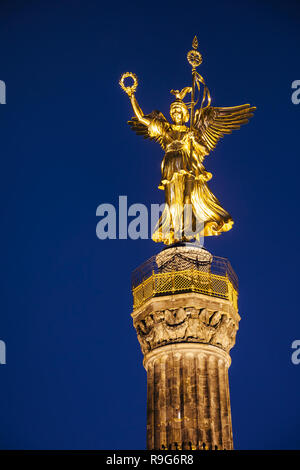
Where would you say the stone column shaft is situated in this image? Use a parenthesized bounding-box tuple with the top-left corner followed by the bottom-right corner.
(144, 344, 232, 450)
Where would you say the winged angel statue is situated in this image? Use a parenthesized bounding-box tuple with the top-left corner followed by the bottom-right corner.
(120, 38, 255, 245)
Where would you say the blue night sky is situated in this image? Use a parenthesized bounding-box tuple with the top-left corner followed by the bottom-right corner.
(0, 0, 299, 450)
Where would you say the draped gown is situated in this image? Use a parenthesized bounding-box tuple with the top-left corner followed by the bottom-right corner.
(146, 117, 233, 245)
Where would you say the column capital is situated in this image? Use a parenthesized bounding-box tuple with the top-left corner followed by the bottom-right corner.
(132, 293, 239, 357)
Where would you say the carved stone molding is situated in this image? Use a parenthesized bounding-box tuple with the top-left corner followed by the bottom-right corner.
(133, 302, 238, 355)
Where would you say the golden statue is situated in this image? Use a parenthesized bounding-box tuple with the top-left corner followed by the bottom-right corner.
(120, 37, 255, 245)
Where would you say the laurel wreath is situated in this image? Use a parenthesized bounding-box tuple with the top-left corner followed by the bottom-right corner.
(119, 72, 138, 95)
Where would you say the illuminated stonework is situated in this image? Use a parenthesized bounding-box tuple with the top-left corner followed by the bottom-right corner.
(133, 295, 239, 356)
(144, 344, 233, 450)
(131, 246, 239, 450)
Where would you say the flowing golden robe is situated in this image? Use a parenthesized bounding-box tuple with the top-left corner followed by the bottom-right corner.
(147, 118, 233, 245)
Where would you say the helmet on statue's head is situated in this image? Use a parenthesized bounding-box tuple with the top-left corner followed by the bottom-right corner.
(170, 87, 191, 124)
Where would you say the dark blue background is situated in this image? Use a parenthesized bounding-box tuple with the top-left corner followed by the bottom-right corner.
(0, 0, 299, 450)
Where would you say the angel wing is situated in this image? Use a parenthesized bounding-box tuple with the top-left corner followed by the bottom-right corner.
(128, 110, 169, 150)
(194, 104, 256, 152)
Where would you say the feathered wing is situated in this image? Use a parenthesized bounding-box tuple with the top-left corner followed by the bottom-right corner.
(128, 110, 168, 150)
(194, 104, 256, 152)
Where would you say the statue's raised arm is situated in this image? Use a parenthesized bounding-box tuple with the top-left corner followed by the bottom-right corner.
(120, 72, 170, 151)
(120, 72, 150, 127)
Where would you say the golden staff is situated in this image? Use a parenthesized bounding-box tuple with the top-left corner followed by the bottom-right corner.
(187, 36, 203, 154)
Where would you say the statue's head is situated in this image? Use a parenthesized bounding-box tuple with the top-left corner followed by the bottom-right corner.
(170, 101, 189, 124)
(170, 87, 191, 125)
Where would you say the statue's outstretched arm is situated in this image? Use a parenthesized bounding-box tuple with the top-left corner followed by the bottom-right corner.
(129, 94, 150, 127)
(120, 72, 151, 127)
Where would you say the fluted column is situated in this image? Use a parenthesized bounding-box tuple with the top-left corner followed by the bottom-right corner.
(144, 344, 232, 450)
